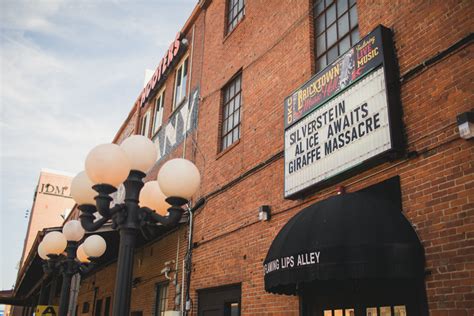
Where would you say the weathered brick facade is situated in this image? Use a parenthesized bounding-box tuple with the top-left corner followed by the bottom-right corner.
(75, 0, 473, 315)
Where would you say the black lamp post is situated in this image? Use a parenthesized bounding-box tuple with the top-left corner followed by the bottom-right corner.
(71, 135, 203, 316)
(39, 222, 104, 316)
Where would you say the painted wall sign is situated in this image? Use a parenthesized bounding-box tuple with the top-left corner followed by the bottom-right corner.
(153, 87, 200, 162)
(284, 25, 403, 199)
(285, 27, 384, 128)
(138, 32, 187, 108)
(264, 251, 321, 275)
(38, 183, 71, 198)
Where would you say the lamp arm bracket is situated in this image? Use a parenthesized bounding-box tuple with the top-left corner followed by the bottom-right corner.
(79, 209, 110, 232)
(93, 184, 117, 218)
(140, 207, 183, 227)
(79, 261, 96, 276)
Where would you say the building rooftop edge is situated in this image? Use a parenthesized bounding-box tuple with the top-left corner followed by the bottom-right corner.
(40, 168, 75, 177)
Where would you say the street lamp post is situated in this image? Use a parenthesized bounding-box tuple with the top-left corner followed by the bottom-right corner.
(71, 135, 202, 316)
(39, 221, 106, 316)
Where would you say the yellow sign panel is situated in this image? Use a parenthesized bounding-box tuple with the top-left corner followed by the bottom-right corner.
(35, 305, 58, 315)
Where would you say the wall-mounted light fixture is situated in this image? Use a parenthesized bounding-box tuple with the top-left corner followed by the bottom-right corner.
(457, 111, 474, 139)
(258, 205, 271, 221)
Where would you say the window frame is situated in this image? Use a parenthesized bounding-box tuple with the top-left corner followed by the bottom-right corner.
(172, 55, 189, 111)
(154, 282, 169, 316)
(226, 0, 245, 35)
(152, 87, 166, 136)
(140, 109, 151, 138)
(313, 0, 359, 72)
(220, 72, 243, 152)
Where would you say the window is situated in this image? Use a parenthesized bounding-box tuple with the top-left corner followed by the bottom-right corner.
(153, 89, 165, 135)
(104, 297, 111, 316)
(226, 0, 245, 34)
(154, 283, 169, 316)
(94, 299, 102, 316)
(82, 302, 90, 313)
(221, 73, 242, 151)
(314, 0, 359, 71)
(173, 57, 188, 110)
(140, 110, 151, 137)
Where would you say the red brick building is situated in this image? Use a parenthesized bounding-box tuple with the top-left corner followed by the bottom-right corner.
(79, 1, 474, 315)
(8, 0, 473, 315)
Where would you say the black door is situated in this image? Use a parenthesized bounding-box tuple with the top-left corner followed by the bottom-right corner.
(301, 279, 426, 316)
(198, 284, 241, 316)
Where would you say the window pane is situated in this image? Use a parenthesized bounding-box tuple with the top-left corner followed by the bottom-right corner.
(338, 12, 349, 36)
(233, 111, 239, 128)
(325, 0, 334, 6)
(380, 307, 391, 316)
(227, 118, 233, 134)
(345, 309, 355, 316)
(316, 33, 326, 56)
(366, 307, 378, 316)
(236, 107, 240, 123)
(223, 118, 229, 134)
(339, 35, 350, 53)
(317, 55, 327, 70)
(326, 4, 336, 25)
(349, 5, 358, 28)
(334, 310, 343, 316)
(236, 76, 241, 91)
(394, 306, 406, 316)
(232, 128, 239, 143)
(229, 98, 235, 114)
(224, 104, 229, 118)
(327, 44, 338, 64)
(349, 0, 356, 6)
(229, 82, 235, 98)
(316, 16, 325, 35)
(234, 94, 241, 109)
(324, 311, 332, 316)
(351, 27, 359, 45)
(337, 0, 348, 15)
(315, 1, 325, 15)
(327, 23, 337, 47)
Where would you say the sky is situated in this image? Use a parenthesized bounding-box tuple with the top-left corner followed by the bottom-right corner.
(0, 0, 197, 291)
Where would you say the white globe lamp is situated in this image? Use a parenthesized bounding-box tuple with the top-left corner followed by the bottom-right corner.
(42, 231, 67, 256)
(76, 243, 90, 263)
(120, 135, 157, 173)
(38, 242, 49, 260)
(71, 171, 96, 205)
(85, 143, 131, 187)
(62, 220, 85, 242)
(157, 158, 200, 202)
(83, 235, 107, 258)
(139, 181, 169, 215)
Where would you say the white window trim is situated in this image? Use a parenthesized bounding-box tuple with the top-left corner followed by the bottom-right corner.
(152, 87, 165, 135)
(141, 110, 151, 137)
(173, 55, 189, 110)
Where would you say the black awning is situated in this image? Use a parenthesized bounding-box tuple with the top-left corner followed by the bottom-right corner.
(264, 177, 424, 295)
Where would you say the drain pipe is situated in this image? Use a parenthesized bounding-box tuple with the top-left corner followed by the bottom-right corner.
(183, 198, 205, 316)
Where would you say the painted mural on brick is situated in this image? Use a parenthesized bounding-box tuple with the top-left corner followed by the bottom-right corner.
(152, 87, 200, 162)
